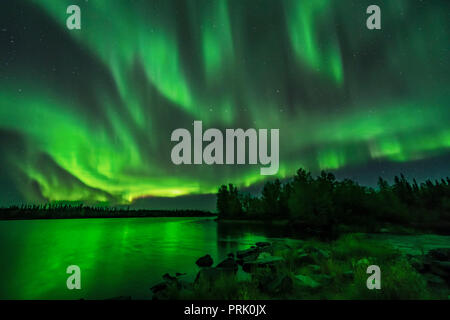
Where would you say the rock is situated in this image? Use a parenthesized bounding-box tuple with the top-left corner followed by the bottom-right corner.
(259, 245, 273, 255)
(194, 267, 235, 287)
(178, 279, 194, 291)
(242, 256, 284, 273)
(150, 282, 167, 294)
(162, 273, 177, 282)
(271, 242, 291, 257)
(257, 252, 273, 260)
(237, 252, 259, 265)
(216, 257, 239, 273)
(151, 272, 190, 298)
(161, 273, 185, 288)
(196, 254, 214, 267)
(294, 274, 321, 289)
(237, 247, 259, 260)
(256, 241, 271, 248)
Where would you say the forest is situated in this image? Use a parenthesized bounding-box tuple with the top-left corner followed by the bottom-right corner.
(217, 169, 450, 237)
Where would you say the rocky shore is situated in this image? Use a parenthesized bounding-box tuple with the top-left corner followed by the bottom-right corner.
(150, 236, 450, 300)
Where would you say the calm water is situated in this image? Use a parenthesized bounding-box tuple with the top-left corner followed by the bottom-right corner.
(2, 218, 448, 300)
(0, 217, 297, 300)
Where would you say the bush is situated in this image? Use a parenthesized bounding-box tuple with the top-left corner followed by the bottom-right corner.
(351, 258, 431, 299)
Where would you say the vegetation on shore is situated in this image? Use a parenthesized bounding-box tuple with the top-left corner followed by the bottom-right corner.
(217, 169, 450, 238)
(151, 234, 450, 300)
(2, 168, 448, 231)
(0, 204, 214, 220)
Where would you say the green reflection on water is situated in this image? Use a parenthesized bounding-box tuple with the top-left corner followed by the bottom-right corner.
(0, 217, 278, 299)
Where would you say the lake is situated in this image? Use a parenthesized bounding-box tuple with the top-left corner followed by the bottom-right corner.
(1, 217, 449, 300)
(0, 217, 299, 299)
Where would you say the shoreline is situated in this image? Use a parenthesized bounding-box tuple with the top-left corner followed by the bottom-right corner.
(215, 218, 290, 226)
(150, 235, 450, 300)
(0, 208, 216, 221)
(0, 215, 217, 222)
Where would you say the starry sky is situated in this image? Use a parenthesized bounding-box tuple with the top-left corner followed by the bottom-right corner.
(0, 0, 449, 210)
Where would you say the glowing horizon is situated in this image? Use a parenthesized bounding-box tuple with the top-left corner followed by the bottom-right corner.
(0, 0, 449, 205)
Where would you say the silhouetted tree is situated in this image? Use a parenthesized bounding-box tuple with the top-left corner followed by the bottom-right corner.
(262, 179, 281, 216)
(216, 184, 243, 219)
(215, 168, 450, 236)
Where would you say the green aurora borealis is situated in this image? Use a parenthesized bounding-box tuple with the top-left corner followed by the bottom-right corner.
(0, 0, 449, 208)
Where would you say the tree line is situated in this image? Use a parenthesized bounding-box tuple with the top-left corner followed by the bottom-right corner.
(217, 169, 450, 236)
(0, 204, 213, 220)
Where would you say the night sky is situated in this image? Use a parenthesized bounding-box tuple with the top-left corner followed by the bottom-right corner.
(0, 0, 449, 210)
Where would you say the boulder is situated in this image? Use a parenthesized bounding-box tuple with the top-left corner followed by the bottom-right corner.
(150, 282, 167, 294)
(256, 241, 271, 248)
(271, 242, 291, 257)
(151, 272, 190, 299)
(237, 247, 259, 260)
(196, 254, 214, 267)
(194, 267, 235, 287)
(162, 273, 177, 282)
(216, 257, 239, 274)
(177, 279, 194, 291)
(237, 252, 259, 265)
(257, 252, 273, 260)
